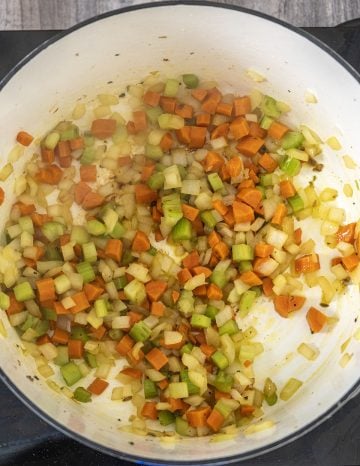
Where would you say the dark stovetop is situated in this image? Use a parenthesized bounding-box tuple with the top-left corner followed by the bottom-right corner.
(0, 24, 360, 466)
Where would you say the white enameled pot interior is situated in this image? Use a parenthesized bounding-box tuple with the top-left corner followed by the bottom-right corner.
(0, 4, 360, 464)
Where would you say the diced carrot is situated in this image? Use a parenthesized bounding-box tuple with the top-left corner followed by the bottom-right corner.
(306, 306, 328, 333)
(187, 406, 211, 427)
(258, 153, 278, 173)
(274, 295, 306, 318)
(69, 137, 84, 151)
(127, 348, 145, 366)
(178, 268, 193, 284)
(69, 291, 90, 313)
(255, 242, 274, 258)
(36, 335, 51, 345)
(16, 130, 34, 146)
(189, 126, 207, 149)
(182, 251, 200, 269)
(74, 182, 91, 205)
(208, 230, 221, 248)
(118, 155, 132, 167)
(294, 228, 302, 245)
(201, 88, 222, 114)
(91, 119, 116, 139)
(157, 378, 169, 390)
(141, 401, 158, 420)
(104, 239, 123, 263)
(271, 203, 287, 225)
(200, 343, 216, 358)
(237, 188, 262, 209)
(207, 283, 223, 300)
(182, 204, 199, 221)
(214, 390, 232, 401)
(159, 132, 174, 152)
(31, 212, 51, 226)
(168, 397, 188, 413)
(143, 90, 161, 107)
(90, 324, 107, 340)
(262, 277, 274, 297)
(121, 367, 143, 379)
(23, 258, 36, 268)
(80, 165, 97, 182)
(175, 103, 194, 119)
(279, 180, 296, 199)
(6, 292, 25, 316)
(152, 206, 162, 223)
(192, 266, 212, 278)
(135, 183, 157, 204)
(151, 301, 165, 317)
(133, 110, 147, 132)
(82, 191, 105, 210)
(191, 88, 208, 102)
(211, 122, 229, 140)
(193, 284, 208, 297)
(248, 121, 267, 138)
(59, 156, 72, 168)
(176, 126, 191, 145)
(240, 271, 263, 286)
(171, 290, 180, 304)
(14, 202, 35, 215)
(295, 254, 320, 274)
(226, 156, 243, 178)
(145, 348, 169, 370)
(140, 164, 155, 182)
(88, 378, 109, 395)
(342, 254, 360, 271)
(68, 339, 84, 359)
(248, 169, 259, 184)
(128, 311, 143, 325)
(240, 405, 256, 417)
(116, 334, 135, 355)
(52, 327, 70, 344)
(233, 96, 251, 116)
(54, 301, 68, 315)
(331, 257, 342, 267)
(35, 164, 63, 185)
(155, 230, 163, 242)
(216, 101, 233, 116)
(229, 117, 250, 140)
(132, 231, 150, 252)
(206, 409, 225, 432)
(36, 278, 56, 302)
(0, 187, 4, 206)
(160, 96, 177, 113)
(126, 120, 136, 135)
(203, 151, 224, 172)
(223, 209, 235, 227)
(145, 280, 167, 301)
(212, 241, 230, 260)
(196, 113, 211, 127)
(55, 140, 71, 159)
(336, 223, 356, 244)
(236, 136, 264, 157)
(83, 283, 104, 302)
(268, 121, 289, 140)
(232, 200, 255, 223)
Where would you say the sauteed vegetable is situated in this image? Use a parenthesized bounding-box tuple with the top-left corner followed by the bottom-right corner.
(0, 72, 359, 437)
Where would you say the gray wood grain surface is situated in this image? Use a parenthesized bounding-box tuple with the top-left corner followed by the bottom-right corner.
(0, 0, 359, 30)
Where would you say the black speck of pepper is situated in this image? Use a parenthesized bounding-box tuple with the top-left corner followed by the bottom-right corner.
(34, 375, 39, 381)
(26, 375, 34, 382)
(129, 441, 134, 446)
(107, 81, 113, 85)
(117, 418, 122, 421)
(75, 53, 79, 57)
(115, 53, 120, 56)
(190, 52, 194, 55)
(163, 58, 169, 62)
(119, 92, 126, 98)
(158, 35, 167, 39)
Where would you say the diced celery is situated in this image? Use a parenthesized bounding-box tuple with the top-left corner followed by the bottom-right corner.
(168, 381, 189, 399)
(121, 250, 134, 266)
(182, 74, 199, 89)
(213, 371, 233, 393)
(208, 173, 224, 192)
(114, 276, 127, 290)
(219, 319, 239, 336)
(60, 125, 79, 141)
(82, 242, 98, 263)
(146, 106, 163, 124)
(129, 321, 151, 342)
(163, 165, 182, 190)
(85, 352, 98, 368)
(265, 392, 278, 406)
(80, 147, 95, 165)
(87, 309, 103, 329)
(180, 370, 200, 395)
(211, 350, 229, 370)
(177, 290, 194, 316)
(21, 315, 37, 332)
(158, 410, 175, 426)
(190, 314, 211, 329)
(46, 246, 62, 260)
(145, 143, 163, 160)
(260, 115, 274, 130)
(210, 271, 228, 289)
(238, 261, 253, 273)
(74, 386, 92, 403)
(162, 193, 183, 227)
(94, 299, 108, 317)
(34, 319, 49, 336)
(71, 225, 89, 245)
(76, 262, 95, 283)
(200, 211, 217, 229)
(44, 132, 60, 150)
(53, 346, 69, 366)
(110, 222, 125, 239)
(84, 135, 95, 147)
(232, 244, 254, 262)
(124, 279, 146, 305)
(205, 305, 219, 321)
(0, 163, 14, 181)
(175, 417, 196, 436)
(148, 172, 165, 191)
(288, 194, 304, 213)
(144, 379, 158, 399)
(71, 326, 89, 342)
(172, 218, 192, 242)
(14, 282, 35, 302)
(86, 219, 106, 236)
(261, 96, 281, 118)
(281, 131, 305, 150)
(164, 79, 180, 97)
(158, 114, 184, 130)
(42, 222, 64, 242)
(42, 307, 57, 321)
(280, 377, 303, 401)
(60, 362, 82, 386)
(180, 342, 193, 355)
(0, 292, 10, 310)
(54, 274, 71, 294)
(239, 290, 257, 314)
(260, 173, 273, 187)
(214, 399, 233, 418)
(18, 216, 34, 234)
(108, 329, 123, 340)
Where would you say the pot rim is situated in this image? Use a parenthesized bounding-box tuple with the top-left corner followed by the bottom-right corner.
(0, 1, 359, 464)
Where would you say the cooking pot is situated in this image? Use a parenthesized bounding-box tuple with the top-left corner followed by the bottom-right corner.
(0, 2, 360, 464)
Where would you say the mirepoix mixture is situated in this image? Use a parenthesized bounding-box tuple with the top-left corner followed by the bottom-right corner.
(0, 71, 359, 437)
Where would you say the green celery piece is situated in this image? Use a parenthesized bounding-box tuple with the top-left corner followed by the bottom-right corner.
(164, 79, 180, 97)
(260, 115, 274, 130)
(177, 290, 195, 316)
(251, 286, 262, 298)
(210, 270, 228, 289)
(108, 329, 123, 340)
(42, 222, 64, 242)
(148, 172, 165, 191)
(260, 173, 273, 187)
(238, 260, 253, 273)
(208, 173, 224, 192)
(145, 143, 163, 160)
(205, 305, 219, 321)
(200, 211, 217, 229)
(180, 342, 193, 355)
(148, 247, 157, 256)
(129, 321, 151, 342)
(80, 147, 95, 165)
(71, 225, 89, 245)
(281, 131, 305, 150)
(41, 307, 57, 321)
(182, 74, 199, 89)
(34, 319, 49, 336)
(21, 315, 37, 332)
(84, 135, 95, 147)
(158, 410, 175, 426)
(0, 291, 10, 310)
(279, 156, 301, 176)
(121, 250, 134, 266)
(82, 242, 97, 263)
(76, 262, 95, 283)
(232, 244, 254, 262)
(215, 399, 233, 418)
(211, 350, 229, 370)
(190, 313, 211, 329)
(261, 96, 281, 118)
(45, 246, 62, 261)
(239, 290, 257, 314)
(53, 346, 69, 366)
(14, 282, 35, 302)
(180, 370, 200, 395)
(265, 392, 278, 406)
(60, 125, 79, 141)
(172, 218, 192, 241)
(177, 165, 187, 179)
(288, 194, 305, 212)
(162, 193, 183, 228)
(213, 371, 233, 393)
(94, 299, 108, 317)
(114, 276, 127, 290)
(146, 106, 163, 124)
(60, 362, 82, 386)
(110, 222, 125, 239)
(86, 219, 106, 236)
(124, 279, 146, 305)
(74, 386, 92, 403)
(175, 417, 196, 437)
(218, 319, 239, 336)
(18, 216, 34, 234)
(71, 326, 89, 342)
(257, 186, 265, 199)
(144, 379, 158, 399)
(85, 352, 98, 368)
